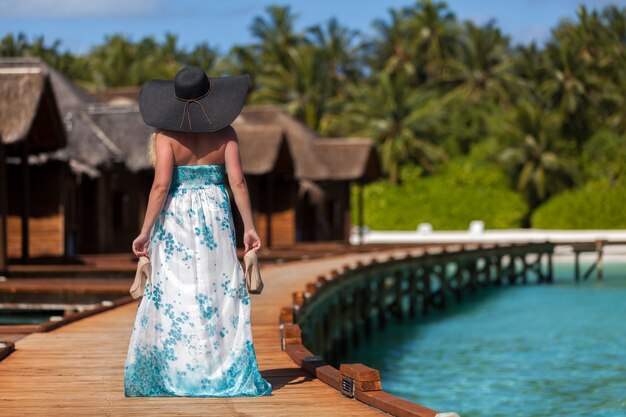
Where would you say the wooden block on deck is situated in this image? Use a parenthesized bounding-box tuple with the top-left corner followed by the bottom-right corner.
(340, 363, 380, 382)
(355, 379, 383, 391)
(283, 336, 302, 346)
(282, 323, 301, 338)
(279, 307, 293, 324)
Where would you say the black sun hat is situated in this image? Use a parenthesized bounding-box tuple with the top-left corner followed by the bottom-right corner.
(139, 65, 250, 133)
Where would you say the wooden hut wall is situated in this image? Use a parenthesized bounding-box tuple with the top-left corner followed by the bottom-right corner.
(295, 181, 351, 243)
(75, 175, 100, 254)
(6, 161, 65, 258)
(234, 174, 297, 247)
(322, 181, 351, 242)
(100, 165, 151, 253)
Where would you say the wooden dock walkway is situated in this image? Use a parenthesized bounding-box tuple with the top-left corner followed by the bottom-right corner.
(0, 247, 420, 417)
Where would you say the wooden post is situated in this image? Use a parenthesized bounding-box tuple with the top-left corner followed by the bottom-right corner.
(361, 277, 373, 339)
(521, 255, 528, 285)
(469, 258, 478, 294)
(547, 251, 554, 283)
(323, 309, 332, 360)
(596, 240, 604, 281)
(358, 178, 364, 245)
(507, 255, 516, 285)
(21, 140, 30, 261)
(352, 284, 364, 349)
(266, 173, 273, 248)
(343, 181, 351, 245)
(535, 253, 545, 283)
(393, 269, 406, 322)
(376, 275, 387, 330)
(345, 292, 356, 356)
(437, 263, 447, 310)
(315, 316, 324, 358)
(421, 266, 431, 316)
(453, 262, 463, 303)
(494, 254, 503, 286)
(408, 267, 418, 318)
(0, 138, 7, 273)
(330, 296, 342, 364)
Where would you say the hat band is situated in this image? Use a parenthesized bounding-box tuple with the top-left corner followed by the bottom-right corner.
(174, 88, 213, 130)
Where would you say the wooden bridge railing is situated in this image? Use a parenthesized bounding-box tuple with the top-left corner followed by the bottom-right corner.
(279, 242, 556, 417)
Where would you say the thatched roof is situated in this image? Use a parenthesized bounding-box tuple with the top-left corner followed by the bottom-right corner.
(87, 104, 154, 173)
(236, 125, 293, 175)
(89, 87, 140, 105)
(75, 85, 381, 180)
(0, 69, 45, 144)
(0, 66, 66, 151)
(233, 105, 382, 180)
(309, 138, 381, 180)
(0, 57, 118, 177)
(1, 64, 381, 181)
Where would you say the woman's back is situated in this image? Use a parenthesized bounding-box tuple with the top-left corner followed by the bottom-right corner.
(164, 128, 230, 166)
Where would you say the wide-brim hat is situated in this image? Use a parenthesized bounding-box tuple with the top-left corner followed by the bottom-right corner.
(139, 65, 250, 133)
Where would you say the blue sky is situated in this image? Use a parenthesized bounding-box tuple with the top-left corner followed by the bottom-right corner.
(1, 1, 625, 55)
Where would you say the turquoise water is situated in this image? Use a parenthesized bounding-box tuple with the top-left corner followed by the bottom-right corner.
(341, 259, 626, 417)
(0, 309, 65, 325)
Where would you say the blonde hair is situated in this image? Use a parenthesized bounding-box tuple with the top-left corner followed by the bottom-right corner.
(147, 128, 161, 167)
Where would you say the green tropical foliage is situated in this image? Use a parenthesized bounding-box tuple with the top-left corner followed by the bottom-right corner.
(531, 177, 626, 229)
(3, 0, 626, 229)
(350, 158, 528, 230)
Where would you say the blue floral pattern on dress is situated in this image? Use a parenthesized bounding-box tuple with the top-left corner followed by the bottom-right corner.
(124, 164, 272, 397)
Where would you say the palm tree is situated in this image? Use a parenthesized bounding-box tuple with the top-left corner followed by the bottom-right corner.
(341, 71, 447, 184)
(400, 0, 458, 82)
(253, 44, 331, 131)
(366, 7, 417, 77)
(305, 17, 363, 93)
(439, 20, 527, 106)
(497, 100, 576, 216)
(89, 34, 139, 88)
(248, 5, 304, 70)
(539, 42, 598, 152)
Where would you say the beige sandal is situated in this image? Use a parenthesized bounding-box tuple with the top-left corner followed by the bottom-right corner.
(130, 255, 152, 299)
(243, 249, 264, 295)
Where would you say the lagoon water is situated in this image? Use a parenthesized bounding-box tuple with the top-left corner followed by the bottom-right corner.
(340, 259, 626, 417)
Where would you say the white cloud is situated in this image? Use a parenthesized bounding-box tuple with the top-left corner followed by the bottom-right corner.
(0, 0, 161, 18)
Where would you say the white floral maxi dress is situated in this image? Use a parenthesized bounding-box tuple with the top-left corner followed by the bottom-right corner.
(124, 164, 272, 397)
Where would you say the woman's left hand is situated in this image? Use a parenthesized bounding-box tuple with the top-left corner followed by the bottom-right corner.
(132, 232, 151, 258)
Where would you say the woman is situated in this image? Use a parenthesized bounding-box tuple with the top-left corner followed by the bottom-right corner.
(124, 66, 272, 397)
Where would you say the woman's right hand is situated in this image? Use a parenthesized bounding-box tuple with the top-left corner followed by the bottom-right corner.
(243, 228, 261, 254)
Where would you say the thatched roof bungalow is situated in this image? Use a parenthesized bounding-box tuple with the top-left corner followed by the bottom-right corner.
(0, 64, 68, 265)
(2, 58, 383, 259)
(88, 91, 383, 246)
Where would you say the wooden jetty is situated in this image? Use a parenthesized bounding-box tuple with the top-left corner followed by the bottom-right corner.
(0, 241, 567, 416)
(0, 245, 460, 417)
(278, 242, 557, 416)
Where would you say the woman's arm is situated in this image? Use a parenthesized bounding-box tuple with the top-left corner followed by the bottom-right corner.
(224, 126, 261, 252)
(140, 132, 174, 235)
(224, 127, 254, 231)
